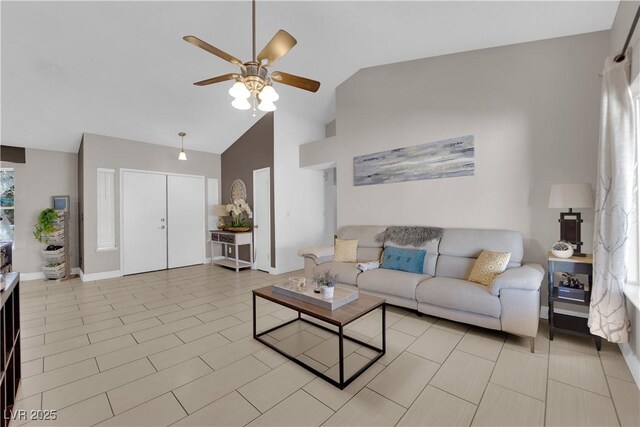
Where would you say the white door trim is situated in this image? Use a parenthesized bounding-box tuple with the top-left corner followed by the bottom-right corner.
(253, 167, 271, 272)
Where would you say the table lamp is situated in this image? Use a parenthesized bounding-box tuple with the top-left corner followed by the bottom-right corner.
(213, 205, 229, 230)
(548, 183, 594, 257)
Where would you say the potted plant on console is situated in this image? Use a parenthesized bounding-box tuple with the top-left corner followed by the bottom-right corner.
(226, 199, 252, 232)
(313, 271, 338, 300)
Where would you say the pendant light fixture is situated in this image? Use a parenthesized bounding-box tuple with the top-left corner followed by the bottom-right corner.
(178, 132, 187, 161)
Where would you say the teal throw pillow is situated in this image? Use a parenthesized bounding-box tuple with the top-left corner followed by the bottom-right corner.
(381, 246, 426, 274)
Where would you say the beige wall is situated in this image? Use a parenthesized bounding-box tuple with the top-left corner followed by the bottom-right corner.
(81, 133, 221, 275)
(2, 148, 78, 274)
(301, 31, 609, 308)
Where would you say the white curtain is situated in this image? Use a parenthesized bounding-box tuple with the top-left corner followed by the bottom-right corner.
(589, 54, 636, 343)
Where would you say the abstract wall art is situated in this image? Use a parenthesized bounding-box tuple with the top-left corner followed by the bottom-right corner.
(353, 135, 475, 186)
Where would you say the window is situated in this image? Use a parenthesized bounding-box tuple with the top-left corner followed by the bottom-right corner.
(0, 169, 15, 241)
(97, 168, 116, 250)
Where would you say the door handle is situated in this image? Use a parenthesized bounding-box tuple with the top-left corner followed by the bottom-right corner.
(159, 225, 166, 229)
(254, 225, 259, 228)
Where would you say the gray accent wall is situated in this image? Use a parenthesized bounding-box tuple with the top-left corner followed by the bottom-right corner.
(221, 113, 275, 267)
(81, 133, 221, 275)
(1, 148, 79, 274)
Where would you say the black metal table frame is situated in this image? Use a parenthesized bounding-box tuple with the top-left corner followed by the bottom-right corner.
(252, 293, 386, 390)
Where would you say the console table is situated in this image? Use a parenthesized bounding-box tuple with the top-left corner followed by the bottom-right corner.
(1, 273, 20, 427)
(210, 231, 253, 272)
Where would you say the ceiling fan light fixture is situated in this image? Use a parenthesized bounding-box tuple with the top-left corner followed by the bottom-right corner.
(232, 97, 252, 110)
(229, 81, 250, 99)
(258, 85, 279, 102)
(258, 100, 277, 112)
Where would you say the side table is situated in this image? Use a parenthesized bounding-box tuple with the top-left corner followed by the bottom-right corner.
(547, 252, 601, 351)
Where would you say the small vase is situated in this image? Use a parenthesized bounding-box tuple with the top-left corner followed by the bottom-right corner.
(322, 286, 334, 300)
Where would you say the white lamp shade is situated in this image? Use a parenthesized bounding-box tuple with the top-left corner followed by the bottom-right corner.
(548, 183, 594, 208)
(229, 81, 250, 99)
(258, 100, 277, 112)
(213, 205, 228, 216)
(231, 98, 251, 110)
(178, 150, 187, 161)
(258, 85, 279, 102)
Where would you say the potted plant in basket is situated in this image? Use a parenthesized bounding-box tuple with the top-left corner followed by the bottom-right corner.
(226, 199, 252, 232)
(313, 271, 338, 300)
(33, 208, 60, 243)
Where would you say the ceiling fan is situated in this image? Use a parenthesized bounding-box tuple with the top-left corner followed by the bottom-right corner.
(184, 0, 320, 114)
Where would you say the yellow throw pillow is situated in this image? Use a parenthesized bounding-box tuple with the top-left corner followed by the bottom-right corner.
(468, 250, 512, 286)
(334, 238, 358, 263)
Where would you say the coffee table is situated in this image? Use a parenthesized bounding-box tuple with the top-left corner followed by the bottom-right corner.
(252, 285, 386, 389)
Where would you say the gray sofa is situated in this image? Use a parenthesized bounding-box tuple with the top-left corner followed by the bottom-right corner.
(300, 226, 544, 351)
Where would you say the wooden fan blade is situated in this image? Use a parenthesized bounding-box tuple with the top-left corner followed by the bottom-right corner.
(257, 30, 297, 67)
(271, 71, 320, 93)
(183, 35, 244, 67)
(194, 73, 240, 86)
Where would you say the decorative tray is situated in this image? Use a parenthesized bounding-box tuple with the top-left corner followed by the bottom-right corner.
(272, 283, 359, 310)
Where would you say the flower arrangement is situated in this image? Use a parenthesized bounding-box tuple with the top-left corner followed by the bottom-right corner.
(226, 199, 252, 228)
(313, 271, 338, 288)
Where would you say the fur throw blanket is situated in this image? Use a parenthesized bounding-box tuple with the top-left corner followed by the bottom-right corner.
(375, 226, 444, 247)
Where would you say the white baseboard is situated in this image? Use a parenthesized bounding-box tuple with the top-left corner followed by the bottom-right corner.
(204, 257, 212, 264)
(79, 269, 122, 282)
(21, 272, 44, 281)
(20, 267, 82, 282)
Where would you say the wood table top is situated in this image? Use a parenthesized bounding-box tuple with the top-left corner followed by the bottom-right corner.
(253, 285, 385, 326)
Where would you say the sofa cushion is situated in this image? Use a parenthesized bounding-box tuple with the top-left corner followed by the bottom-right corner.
(358, 268, 431, 300)
(384, 238, 440, 276)
(381, 246, 426, 274)
(468, 250, 511, 286)
(334, 238, 358, 263)
(313, 262, 361, 286)
(416, 277, 501, 318)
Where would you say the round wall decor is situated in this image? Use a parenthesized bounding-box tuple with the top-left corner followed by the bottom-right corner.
(230, 179, 247, 201)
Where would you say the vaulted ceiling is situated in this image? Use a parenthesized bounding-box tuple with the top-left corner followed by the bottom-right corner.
(1, 1, 619, 154)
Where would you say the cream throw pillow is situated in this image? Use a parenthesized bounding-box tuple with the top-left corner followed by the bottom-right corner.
(468, 250, 512, 286)
(334, 238, 358, 263)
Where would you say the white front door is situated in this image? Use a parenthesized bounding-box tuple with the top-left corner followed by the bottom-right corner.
(122, 171, 167, 275)
(167, 174, 205, 268)
(253, 167, 271, 272)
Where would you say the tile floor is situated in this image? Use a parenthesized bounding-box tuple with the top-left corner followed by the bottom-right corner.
(10, 265, 640, 426)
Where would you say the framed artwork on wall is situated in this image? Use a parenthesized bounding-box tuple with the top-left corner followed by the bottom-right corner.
(52, 195, 70, 212)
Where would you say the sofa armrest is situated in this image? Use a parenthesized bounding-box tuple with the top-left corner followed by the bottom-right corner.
(490, 263, 544, 296)
(298, 246, 334, 263)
